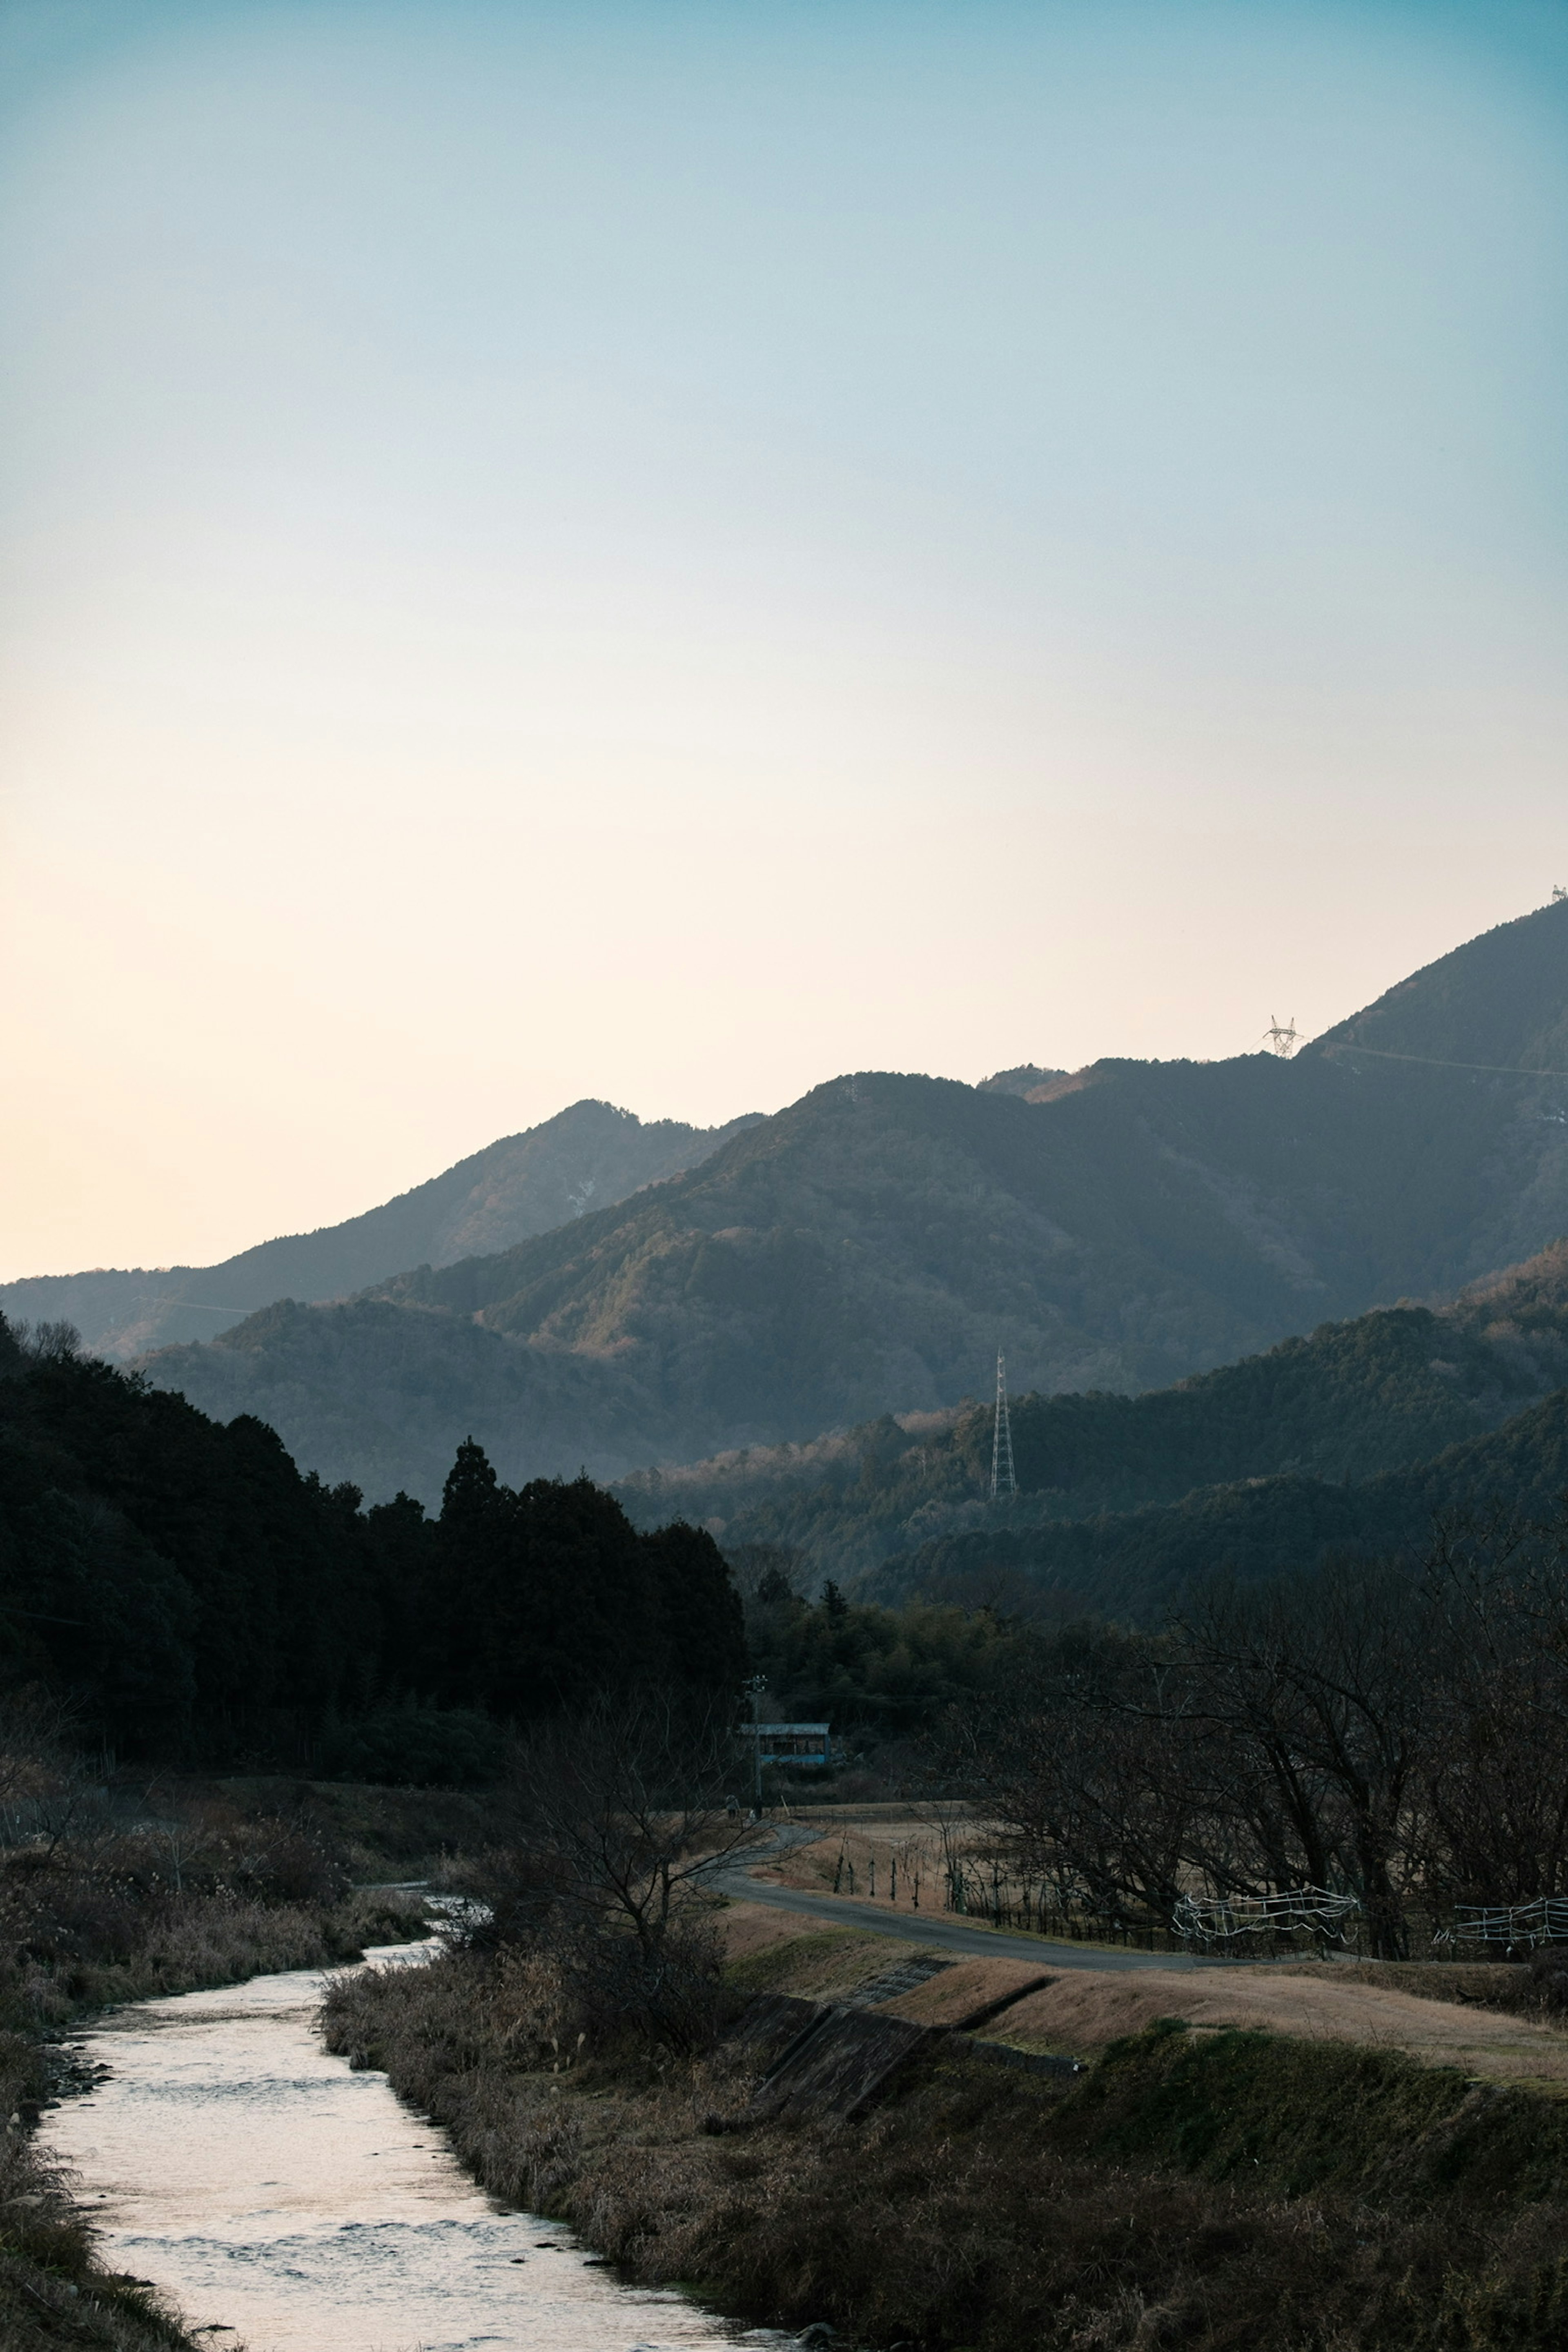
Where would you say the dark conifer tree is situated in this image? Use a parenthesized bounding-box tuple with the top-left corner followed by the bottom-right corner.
(0, 1326, 753, 1764)
(488, 1476, 653, 1716)
(640, 1519, 747, 1699)
(433, 1438, 513, 1701)
(363, 1490, 434, 1696)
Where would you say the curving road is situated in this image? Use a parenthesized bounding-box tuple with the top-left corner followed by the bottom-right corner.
(709, 1827, 1225, 1974)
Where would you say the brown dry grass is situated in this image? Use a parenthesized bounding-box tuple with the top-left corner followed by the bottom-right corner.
(0, 1887, 422, 2035)
(764, 1819, 959, 1910)
(722, 1919, 910, 2001)
(1272, 1958, 1539, 2011)
(873, 1955, 1049, 2027)
(723, 1909, 1568, 2086)
(716, 1900, 820, 1966)
(989, 1964, 1568, 2085)
(322, 1940, 1568, 2351)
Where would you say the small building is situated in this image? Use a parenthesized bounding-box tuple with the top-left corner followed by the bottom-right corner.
(742, 1721, 832, 1769)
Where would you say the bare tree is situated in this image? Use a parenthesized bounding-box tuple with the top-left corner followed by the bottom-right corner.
(953, 1630, 1212, 1924)
(947, 1513, 1568, 1960)
(467, 1693, 755, 2050)
(1415, 1507, 1568, 1909)
(1178, 1564, 1431, 1958)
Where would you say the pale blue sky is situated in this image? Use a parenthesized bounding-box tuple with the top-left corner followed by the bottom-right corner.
(3, 0, 1567, 1272)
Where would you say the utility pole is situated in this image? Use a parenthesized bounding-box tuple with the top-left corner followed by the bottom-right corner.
(990, 1350, 1016, 1501)
(1264, 1014, 1298, 1058)
(744, 1673, 768, 1814)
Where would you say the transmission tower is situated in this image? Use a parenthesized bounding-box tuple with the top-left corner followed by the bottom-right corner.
(1265, 1013, 1299, 1058)
(990, 1350, 1016, 1501)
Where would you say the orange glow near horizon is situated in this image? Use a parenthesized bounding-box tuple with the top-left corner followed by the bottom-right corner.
(4, 0, 1567, 1276)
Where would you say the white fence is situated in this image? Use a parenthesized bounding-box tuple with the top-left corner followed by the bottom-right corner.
(1172, 1887, 1361, 1944)
(1445, 1897, 1568, 1950)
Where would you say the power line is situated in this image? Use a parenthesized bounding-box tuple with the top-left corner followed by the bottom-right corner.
(1323, 1043, 1568, 1081)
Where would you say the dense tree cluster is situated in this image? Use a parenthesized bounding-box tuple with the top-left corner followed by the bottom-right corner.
(0, 1318, 745, 1770)
(908, 1387, 1568, 1625)
(735, 1549, 1027, 1742)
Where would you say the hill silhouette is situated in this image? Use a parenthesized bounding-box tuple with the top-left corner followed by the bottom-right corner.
(614, 1238, 1568, 1581)
(138, 901, 1568, 1501)
(0, 1100, 758, 1359)
(1307, 893, 1568, 1076)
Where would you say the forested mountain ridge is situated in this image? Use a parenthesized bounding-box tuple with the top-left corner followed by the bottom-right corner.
(615, 1238, 1568, 1581)
(0, 1099, 760, 1361)
(142, 900, 1568, 1502)
(1305, 894, 1568, 1074)
(883, 1382, 1568, 1626)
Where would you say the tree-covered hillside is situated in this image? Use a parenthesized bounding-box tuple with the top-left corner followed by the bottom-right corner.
(0, 1099, 759, 1361)
(140, 900, 1568, 1503)
(0, 1317, 743, 1764)
(1307, 894, 1568, 1074)
(612, 1240, 1568, 1586)
(882, 1385, 1568, 1625)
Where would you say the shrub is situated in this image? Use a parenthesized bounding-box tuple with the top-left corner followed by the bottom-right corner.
(1526, 1942, 1568, 2016)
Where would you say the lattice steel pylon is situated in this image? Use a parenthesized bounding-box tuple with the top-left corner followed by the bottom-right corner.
(990, 1350, 1016, 1501)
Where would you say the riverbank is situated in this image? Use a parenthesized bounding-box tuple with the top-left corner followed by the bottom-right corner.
(323, 1904, 1568, 2351)
(0, 1767, 433, 2352)
(40, 1945, 781, 2352)
(0, 1886, 427, 2352)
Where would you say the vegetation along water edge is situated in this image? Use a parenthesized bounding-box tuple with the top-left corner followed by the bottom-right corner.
(0, 1715, 437, 2351)
(323, 1893, 1568, 2352)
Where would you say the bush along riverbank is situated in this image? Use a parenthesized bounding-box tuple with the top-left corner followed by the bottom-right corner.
(323, 1920, 1568, 2352)
(0, 1703, 431, 2350)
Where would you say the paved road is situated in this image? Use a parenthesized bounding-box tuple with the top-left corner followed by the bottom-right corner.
(709, 1829, 1214, 1975)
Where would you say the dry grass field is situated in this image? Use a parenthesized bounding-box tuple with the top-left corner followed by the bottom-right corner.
(990, 1965, 1568, 2086)
(717, 1900, 1568, 2087)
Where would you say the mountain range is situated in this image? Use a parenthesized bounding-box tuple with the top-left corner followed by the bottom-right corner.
(118, 896, 1568, 1503)
(624, 1235, 1568, 1606)
(890, 1380, 1568, 1626)
(0, 1100, 759, 1359)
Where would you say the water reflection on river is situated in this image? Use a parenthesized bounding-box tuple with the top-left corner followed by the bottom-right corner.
(40, 1942, 790, 2352)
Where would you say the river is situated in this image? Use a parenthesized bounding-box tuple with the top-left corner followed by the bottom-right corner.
(39, 1937, 791, 2352)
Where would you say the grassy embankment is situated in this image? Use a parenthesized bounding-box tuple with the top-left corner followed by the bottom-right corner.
(0, 1775, 485, 2352)
(323, 1900, 1568, 2352)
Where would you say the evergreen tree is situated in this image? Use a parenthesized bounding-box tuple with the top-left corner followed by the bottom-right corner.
(640, 1519, 748, 1698)
(0, 1323, 753, 1766)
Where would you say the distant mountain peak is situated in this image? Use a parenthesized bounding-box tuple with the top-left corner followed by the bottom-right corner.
(0, 1098, 762, 1360)
(102, 898, 1568, 1504)
(1308, 897, 1568, 1079)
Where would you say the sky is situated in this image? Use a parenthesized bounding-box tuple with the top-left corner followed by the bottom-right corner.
(3, 0, 1568, 1279)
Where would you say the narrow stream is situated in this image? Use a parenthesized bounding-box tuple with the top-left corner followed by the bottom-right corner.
(40, 1940, 790, 2352)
